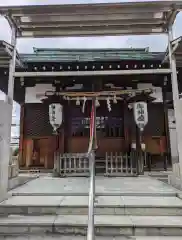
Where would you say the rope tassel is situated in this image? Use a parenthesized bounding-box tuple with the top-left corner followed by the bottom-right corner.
(82, 96, 87, 113)
(95, 97, 100, 107)
(113, 95, 117, 104)
(76, 97, 80, 106)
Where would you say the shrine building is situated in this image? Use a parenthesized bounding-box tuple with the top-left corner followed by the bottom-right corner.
(0, 1, 182, 178)
(0, 44, 179, 175)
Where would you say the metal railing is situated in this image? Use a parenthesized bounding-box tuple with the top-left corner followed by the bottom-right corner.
(87, 98, 96, 240)
(87, 150, 95, 240)
(54, 149, 96, 240)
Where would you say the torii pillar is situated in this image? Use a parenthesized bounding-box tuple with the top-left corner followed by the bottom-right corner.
(0, 20, 17, 201)
(168, 23, 182, 185)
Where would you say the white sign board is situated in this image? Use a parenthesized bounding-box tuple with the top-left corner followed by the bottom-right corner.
(49, 103, 63, 133)
(133, 102, 148, 131)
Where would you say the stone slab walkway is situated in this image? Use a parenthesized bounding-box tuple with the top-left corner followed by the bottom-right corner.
(9, 176, 178, 196)
(2, 195, 182, 208)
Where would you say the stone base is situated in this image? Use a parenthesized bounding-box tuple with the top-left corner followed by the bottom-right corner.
(167, 162, 182, 190)
(168, 174, 182, 190)
(8, 175, 38, 191)
(8, 177, 20, 191)
(8, 164, 19, 179)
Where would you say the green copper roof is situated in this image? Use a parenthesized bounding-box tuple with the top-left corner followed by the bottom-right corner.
(20, 47, 165, 63)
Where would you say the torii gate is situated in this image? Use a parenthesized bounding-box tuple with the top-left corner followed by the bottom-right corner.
(0, 0, 182, 209)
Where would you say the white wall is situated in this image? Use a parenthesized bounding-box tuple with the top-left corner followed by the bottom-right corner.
(25, 84, 55, 103)
(137, 83, 163, 103)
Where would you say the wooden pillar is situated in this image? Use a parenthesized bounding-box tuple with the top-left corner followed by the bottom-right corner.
(25, 139, 33, 168)
(92, 79, 102, 152)
(162, 83, 172, 168)
(19, 104, 25, 167)
(92, 80, 102, 151)
(135, 124, 141, 174)
(123, 101, 129, 152)
(63, 101, 69, 153)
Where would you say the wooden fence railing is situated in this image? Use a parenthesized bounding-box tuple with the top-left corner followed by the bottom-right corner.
(54, 151, 148, 177)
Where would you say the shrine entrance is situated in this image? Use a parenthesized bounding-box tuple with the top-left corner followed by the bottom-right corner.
(94, 101, 124, 174)
(62, 101, 138, 176)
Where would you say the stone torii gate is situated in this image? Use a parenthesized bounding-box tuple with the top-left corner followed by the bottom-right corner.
(0, 1, 182, 201)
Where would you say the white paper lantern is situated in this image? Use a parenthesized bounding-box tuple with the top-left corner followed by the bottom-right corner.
(133, 101, 148, 131)
(49, 103, 63, 133)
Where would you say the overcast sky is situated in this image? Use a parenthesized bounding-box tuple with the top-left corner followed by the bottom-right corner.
(0, 0, 182, 53)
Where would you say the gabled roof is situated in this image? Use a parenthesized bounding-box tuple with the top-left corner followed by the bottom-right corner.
(0, 1, 182, 38)
(20, 48, 165, 63)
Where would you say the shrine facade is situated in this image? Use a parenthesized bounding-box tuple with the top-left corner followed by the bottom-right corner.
(0, 46, 176, 174)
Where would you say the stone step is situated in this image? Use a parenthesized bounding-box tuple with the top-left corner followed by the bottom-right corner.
(1, 215, 182, 236)
(1, 237, 182, 240)
(11, 192, 177, 197)
(1, 195, 182, 216)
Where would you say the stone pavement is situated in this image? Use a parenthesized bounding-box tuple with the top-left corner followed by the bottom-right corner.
(9, 175, 178, 196)
(1, 237, 182, 240)
(0, 175, 181, 238)
(0, 237, 182, 240)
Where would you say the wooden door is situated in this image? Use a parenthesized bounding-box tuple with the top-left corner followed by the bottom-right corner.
(96, 101, 124, 157)
(68, 101, 124, 155)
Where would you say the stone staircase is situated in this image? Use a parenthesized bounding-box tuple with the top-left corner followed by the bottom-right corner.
(1, 193, 182, 239)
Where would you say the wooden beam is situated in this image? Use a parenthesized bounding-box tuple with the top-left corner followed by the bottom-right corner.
(18, 104, 25, 167)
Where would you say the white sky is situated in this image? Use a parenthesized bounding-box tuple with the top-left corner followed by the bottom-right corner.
(0, 0, 182, 53)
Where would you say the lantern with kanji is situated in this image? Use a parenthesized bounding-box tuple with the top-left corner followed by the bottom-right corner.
(49, 103, 63, 133)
